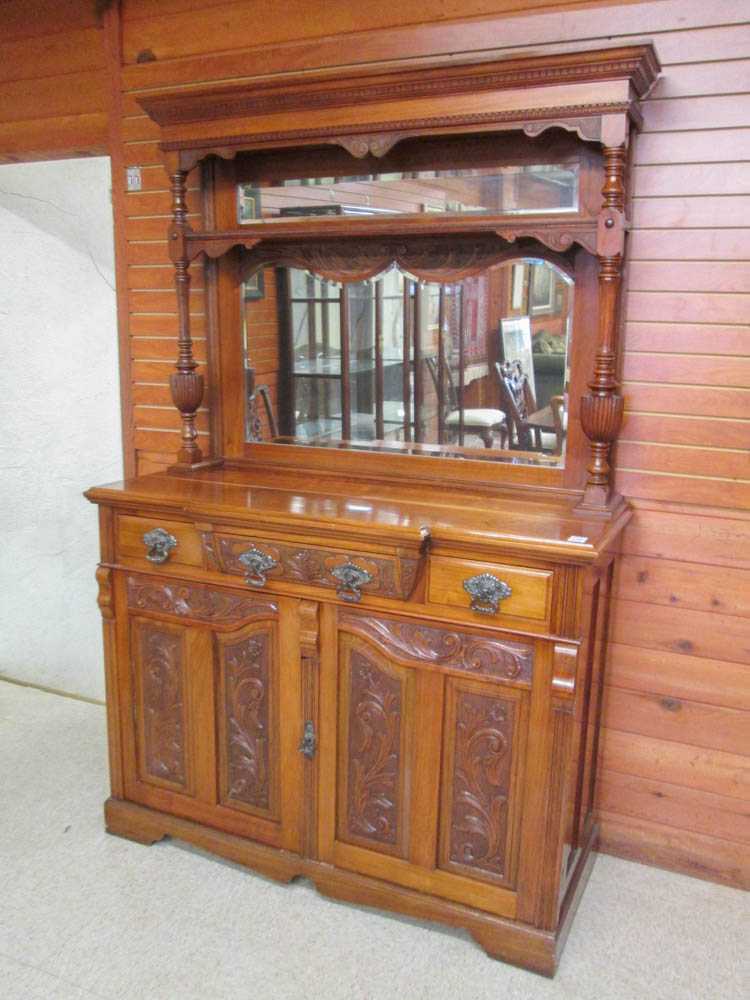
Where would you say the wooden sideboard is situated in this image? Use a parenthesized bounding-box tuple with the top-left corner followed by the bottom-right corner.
(87, 464, 629, 976)
(86, 44, 658, 975)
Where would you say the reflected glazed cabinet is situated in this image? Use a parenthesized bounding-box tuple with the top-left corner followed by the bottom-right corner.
(87, 44, 659, 976)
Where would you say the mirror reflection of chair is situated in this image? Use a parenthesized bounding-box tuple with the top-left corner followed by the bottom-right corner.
(495, 361, 565, 455)
(425, 355, 508, 449)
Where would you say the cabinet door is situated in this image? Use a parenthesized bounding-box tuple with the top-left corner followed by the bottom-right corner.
(118, 576, 304, 853)
(318, 608, 532, 918)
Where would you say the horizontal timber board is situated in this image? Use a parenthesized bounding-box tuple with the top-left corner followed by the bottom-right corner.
(631, 196, 750, 229)
(0, 113, 107, 160)
(628, 230, 750, 262)
(0, 27, 105, 85)
(621, 411, 750, 449)
(129, 313, 206, 336)
(627, 261, 750, 293)
(623, 323, 749, 355)
(118, 0, 737, 65)
(0, 0, 97, 42)
(134, 405, 210, 433)
(597, 769, 750, 843)
(127, 266, 205, 290)
(620, 508, 750, 567)
(632, 164, 750, 200)
(642, 95, 750, 132)
(598, 811, 750, 889)
(133, 428, 209, 452)
(119, 11, 750, 91)
(621, 384, 749, 420)
(622, 352, 750, 386)
(606, 641, 750, 712)
(0, 70, 107, 125)
(610, 598, 750, 666)
(648, 58, 750, 99)
(634, 129, 750, 166)
(603, 686, 750, 759)
(614, 553, 750, 616)
(600, 728, 750, 801)
(624, 292, 750, 326)
(131, 337, 208, 363)
(615, 441, 750, 480)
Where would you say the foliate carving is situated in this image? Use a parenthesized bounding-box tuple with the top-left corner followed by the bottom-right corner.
(335, 132, 407, 158)
(340, 614, 533, 683)
(238, 234, 576, 286)
(138, 624, 186, 786)
(495, 226, 597, 255)
(221, 631, 272, 810)
(447, 691, 515, 878)
(127, 574, 278, 623)
(346, 651, 402, 846)
(207, 534, 419, 601)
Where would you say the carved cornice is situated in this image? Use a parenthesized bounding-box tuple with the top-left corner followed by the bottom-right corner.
(139, 45, 659, 129)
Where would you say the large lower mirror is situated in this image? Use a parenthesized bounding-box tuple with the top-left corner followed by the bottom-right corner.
(242, 257, 573, 466)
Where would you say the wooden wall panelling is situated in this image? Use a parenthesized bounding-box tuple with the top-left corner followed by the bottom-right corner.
(0, 1, 108, 162)
(100, 0, 749, 887)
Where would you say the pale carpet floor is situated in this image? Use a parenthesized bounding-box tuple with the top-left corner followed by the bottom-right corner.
(0, 680, 747, 1000)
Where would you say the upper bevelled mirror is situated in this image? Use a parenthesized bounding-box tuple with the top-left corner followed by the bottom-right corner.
(242, 258, 573, 467)
(238, 164, 579, 223)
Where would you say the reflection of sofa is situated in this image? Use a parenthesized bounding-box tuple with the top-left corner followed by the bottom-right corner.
(532, 352, 565, 410)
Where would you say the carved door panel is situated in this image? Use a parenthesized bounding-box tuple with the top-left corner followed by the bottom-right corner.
(317, 607, 531, 918)
(118, 575, 304, 853)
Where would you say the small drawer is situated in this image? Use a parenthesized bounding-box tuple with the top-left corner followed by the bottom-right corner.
(203, 531, 421, 602)
(117, 515, 203, 569)
(428, 556, 552, 623)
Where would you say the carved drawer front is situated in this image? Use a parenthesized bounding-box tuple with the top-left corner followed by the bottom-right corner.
(438, 678, 526, 889)
(118, 515, 202, 569)
(203, 531, 421, 602)
(428, 556, 552, 624)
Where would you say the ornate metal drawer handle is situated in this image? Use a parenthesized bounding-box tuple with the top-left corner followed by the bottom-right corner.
(331, 561, 373, 603)
(463, 573, 512, 615)
(238, 546, 278, 588)
(142, 528, 177, 565)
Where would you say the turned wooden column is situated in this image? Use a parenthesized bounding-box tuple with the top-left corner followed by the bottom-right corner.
(167, 156, 204, 465)
(579, 143, 627, 509)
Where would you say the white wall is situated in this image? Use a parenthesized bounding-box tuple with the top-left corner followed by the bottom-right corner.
(0, 157, 122, 701)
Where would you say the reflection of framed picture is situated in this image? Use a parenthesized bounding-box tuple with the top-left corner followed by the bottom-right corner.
(511, 263, 526, 310)
(500, 315, 536, 398)
(530, 263, 554, 314)
(238, 184, 261, 223)
(243, 271, 265, 301)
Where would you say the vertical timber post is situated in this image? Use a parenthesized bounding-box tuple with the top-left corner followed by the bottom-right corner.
(578, 141, 628, 510)
(166, 151, 204, 466)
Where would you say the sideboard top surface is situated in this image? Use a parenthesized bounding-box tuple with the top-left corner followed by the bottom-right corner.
(86, 464, 629, 562)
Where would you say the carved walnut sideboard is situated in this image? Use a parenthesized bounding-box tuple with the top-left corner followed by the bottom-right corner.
(86, 45, 659, 975)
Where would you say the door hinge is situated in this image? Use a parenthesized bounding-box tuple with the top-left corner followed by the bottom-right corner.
(299, 720, 316, 759)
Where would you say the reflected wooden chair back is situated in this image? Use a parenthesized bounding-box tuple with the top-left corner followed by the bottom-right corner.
(426, 354, 508, 449)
